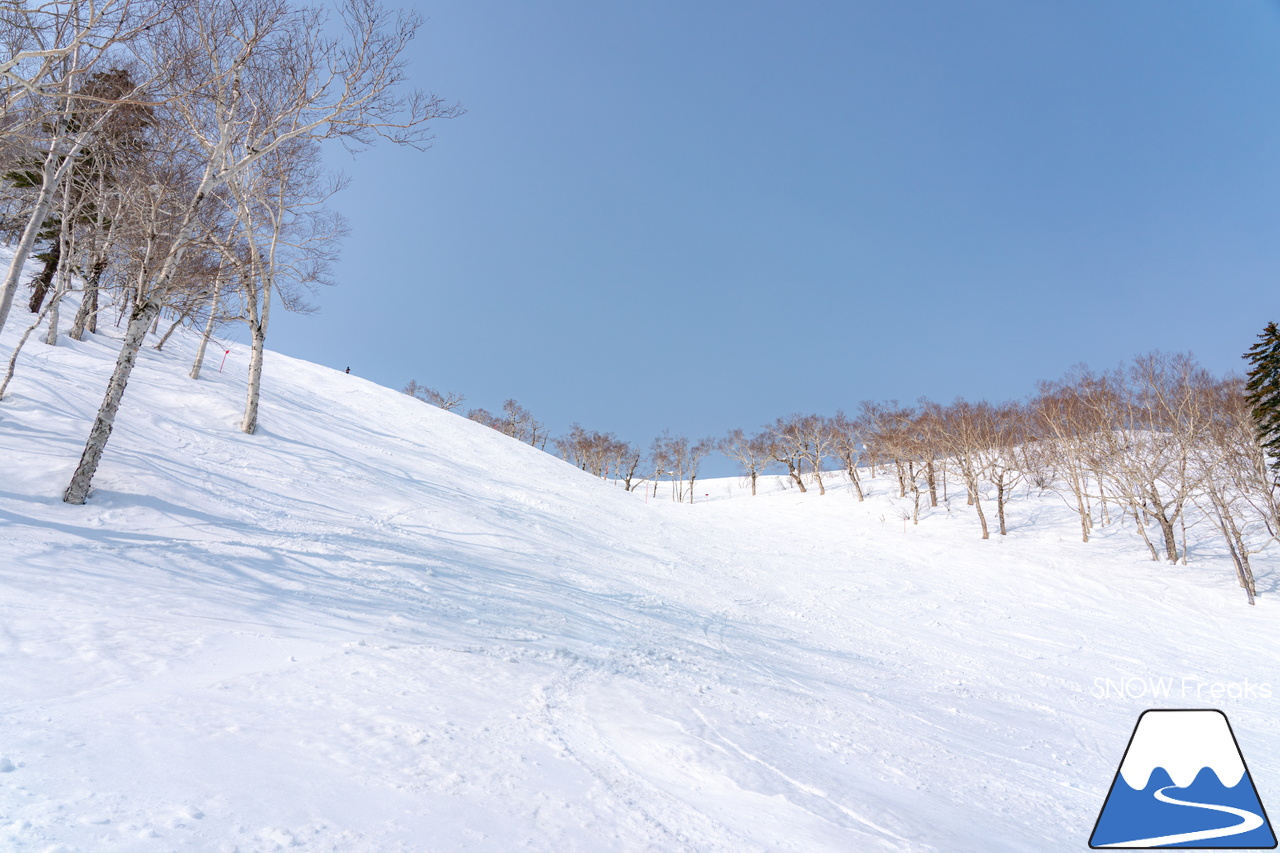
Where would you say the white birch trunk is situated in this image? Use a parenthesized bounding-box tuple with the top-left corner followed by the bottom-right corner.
(69, 254, 106, 340)
(43, 176, 77, 346)
(0, 153, 63, 334)
(43, 291, 64, 344)
(241, 321, 266, 433)
(0, 98, 108, 336)
(43, 286, 62, 346)
(190, 287, 220, 380)
(973, 489, 989, 539)
(0, 294, 59, 400)
(237, 187, 276, 435)
(69, 169, 110, 341)
(62, 298, 159, 504)
(239, 255, 270, 434)
(153, 310, 189, 351)
(62, 153, 224, 503)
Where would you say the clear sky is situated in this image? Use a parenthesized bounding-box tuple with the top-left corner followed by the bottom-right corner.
(265, 0, 1280, 472)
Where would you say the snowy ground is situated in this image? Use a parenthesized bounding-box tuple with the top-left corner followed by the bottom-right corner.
(2, 270, 1278, 851)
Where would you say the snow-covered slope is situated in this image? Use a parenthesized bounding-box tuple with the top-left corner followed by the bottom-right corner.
(2, 286, 1278, 851)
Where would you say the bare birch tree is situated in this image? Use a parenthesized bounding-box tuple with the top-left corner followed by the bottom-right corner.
(765, 415, 809, 493)
(830, 410, 866, 501)
(1082, 354, 1211, 562)
(555, 424, 640, 485)
(227, 138, 345, 433)
(984, 401, 1028, 536)
(1032, 370, 1106, 542)
(1, 0, 152, 117)
(1192, 378, 1272, 604)
(613, 441, 645, 491)
(404, 379, 464, 411)
(938, 399, 993, 539)
(650, 432, 712, 502)
(860, 401, 916, 498)
(0, 5, 164, 337)
(795, 414, 839, 496)
(718, 427, 772, 496)
(63, 0, 460, 504)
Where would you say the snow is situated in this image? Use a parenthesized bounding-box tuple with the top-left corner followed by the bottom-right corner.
(2, 263, 1279, 851)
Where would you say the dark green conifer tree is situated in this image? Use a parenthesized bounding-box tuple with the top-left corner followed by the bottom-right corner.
(2, 165, 65, 314)
(1243, 321, 1280, 477)
(2, 68, 151, 315)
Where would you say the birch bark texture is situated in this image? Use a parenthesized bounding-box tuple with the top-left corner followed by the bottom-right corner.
(62, 298, 158, 503)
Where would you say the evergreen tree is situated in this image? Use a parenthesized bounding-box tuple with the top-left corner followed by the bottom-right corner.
(1243, 321, 1280, 476)
(3, 160, 66, 314)
(2, 68, 151, 314)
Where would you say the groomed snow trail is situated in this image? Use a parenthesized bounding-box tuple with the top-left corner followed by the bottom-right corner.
(2, 278, 1278, 851)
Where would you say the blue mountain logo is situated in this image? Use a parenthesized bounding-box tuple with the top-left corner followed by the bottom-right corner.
(1090, 709, 1276, 848)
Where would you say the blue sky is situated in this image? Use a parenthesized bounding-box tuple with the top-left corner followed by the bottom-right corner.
(267, 0, 1280, 471)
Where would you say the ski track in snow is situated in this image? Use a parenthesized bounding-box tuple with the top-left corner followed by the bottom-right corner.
(1, 272, 1279, 851)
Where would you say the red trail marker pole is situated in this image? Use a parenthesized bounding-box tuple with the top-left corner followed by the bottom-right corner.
(219, 349, 231, 373)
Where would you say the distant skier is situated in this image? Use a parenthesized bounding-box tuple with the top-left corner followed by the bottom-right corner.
(345, 367, 350, 374)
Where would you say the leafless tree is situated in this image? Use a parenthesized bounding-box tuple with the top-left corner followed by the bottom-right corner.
(66, 92, 149, 340)
(1, 1, 156, 117)
(718, 427, 773, 496)
(467, 406, 500, 429)
(186, 254, 239, 378)
(554, 424, 638, 484)
(764, 415, 809, 493)
(795, 414, 839, 496)
(915, 401, 945, 507)
(1191, 378, 1272, 603)
(152, 250, 221, 350)
(686, 436, 715, 502)
(1032, 369, 1108, 542)
(1078, 354, 1211, 562)
(870, 404, 936, 525)
(985, 401, 1028, 536)
(501, 398, 547, 448)
(403, 379, 464, 411)
(0, 10, 166, 337)
(937, 399, 994, 539)
(613, 441, 645, 492)
(830, 410, 867, 501)
(467, 399, 545, 447)
(859, 401, 917, 498)
(651, 431, 714, 503)
(0, 280, 58, 398)
(226, 138, 346, 434)
(63, 0, 461, 504)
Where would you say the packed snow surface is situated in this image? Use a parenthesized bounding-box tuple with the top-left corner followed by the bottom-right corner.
(2, 278, 1279, 851)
